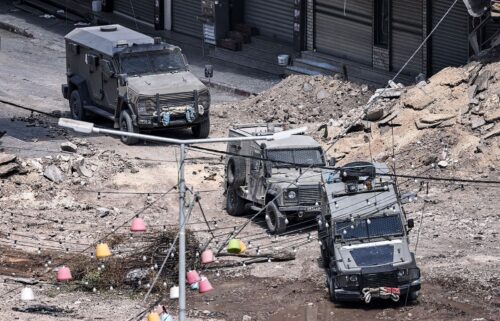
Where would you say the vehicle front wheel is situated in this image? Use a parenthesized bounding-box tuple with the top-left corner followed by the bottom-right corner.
(119, 109, 139, 145)
(328, 275, 338, 303)
(407, 290, 419, 302)
(192, 116, 210, 138)
(226, 186, 246, 216)
(265, 201, 286, 234)
(69, 90, 86, 121)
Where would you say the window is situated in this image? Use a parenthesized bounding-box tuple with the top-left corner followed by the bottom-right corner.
(119, 51, 187, 75)
(374, 0, 390, 48)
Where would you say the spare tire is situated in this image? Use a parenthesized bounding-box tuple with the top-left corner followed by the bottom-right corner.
(227, 157, 246, 187)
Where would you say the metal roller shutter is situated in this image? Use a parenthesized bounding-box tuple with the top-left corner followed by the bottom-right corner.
(391, 0, 424, 76)
(172, 0, 203, 38)
(114, 0, 155, 25)
(244, 0, 294, 44)
(314, 0, 373, 65)
(431, 0, 469, 74)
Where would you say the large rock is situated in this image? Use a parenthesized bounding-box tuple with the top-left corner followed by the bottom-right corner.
(429, 66, 468, 87)
(43, 165, 65, 183)
(402, 88, 435, 110)
(484, 109, 500, 123)
(0, 163, 19, 177)
(419, 113, 455, 124)
(0, 153, 16, 165)
(471, 116, 486, 129)
(60, 142, 78, 153)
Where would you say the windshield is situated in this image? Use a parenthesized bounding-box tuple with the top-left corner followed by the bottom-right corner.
(120, 51, 186, 75)
(335, 215, 403, 241)
(266, 149, 325, 167)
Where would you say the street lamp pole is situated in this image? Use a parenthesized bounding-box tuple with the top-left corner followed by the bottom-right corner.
(58, 118, 306, 321)
(178, 143, 186, 320)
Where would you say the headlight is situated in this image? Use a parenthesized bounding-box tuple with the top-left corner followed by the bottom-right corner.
(409, 268, 420, 280)
(336, 275, 359, 287)
(287, 190, 297, 199)
(137, 100, 147, 114)
(397, 269, 407, 277)
(198, 93, 210, 115)
(137, 99, 156, 116)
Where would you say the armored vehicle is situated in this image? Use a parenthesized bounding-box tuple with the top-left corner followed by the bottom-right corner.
(318, 162, 421, 303)
(224, 124, 330, 234)
(62, 25, 210, 145)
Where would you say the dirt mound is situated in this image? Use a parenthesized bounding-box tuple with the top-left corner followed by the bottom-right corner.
(218, 75, 373, 125)
(324, 61, 500, 177)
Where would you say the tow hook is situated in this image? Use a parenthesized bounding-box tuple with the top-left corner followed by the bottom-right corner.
(362, 287, 400, 303)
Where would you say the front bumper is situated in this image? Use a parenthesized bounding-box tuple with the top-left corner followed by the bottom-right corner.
(136, 113, 208, 129)
(334, 279, 421, 302)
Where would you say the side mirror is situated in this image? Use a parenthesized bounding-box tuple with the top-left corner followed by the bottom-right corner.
(407, 218, 414, 229)
(328, 158, 336, 167)
(204, 64, 213, 78)
(118, 73, 128, 86)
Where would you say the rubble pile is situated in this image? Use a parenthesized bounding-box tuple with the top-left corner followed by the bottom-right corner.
(312, 61, 500, 176)
(220, 75, 373, 124)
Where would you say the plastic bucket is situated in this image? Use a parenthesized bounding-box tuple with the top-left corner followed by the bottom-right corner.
(170, 286, 179, 299)
(198, 277, 214, 293)
(186, 270, 200, 285)
(277, 54, 290, 66)
(227, 239, 241, 253)
(57, 266, 73, 282)
(201, 249, 215, 264)
(239, 240, 246, 253)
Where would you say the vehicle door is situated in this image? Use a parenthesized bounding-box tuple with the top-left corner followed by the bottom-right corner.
(248, 145, 266, 203)
(101, 58, 119, 112)
(84, 52, 104, 105)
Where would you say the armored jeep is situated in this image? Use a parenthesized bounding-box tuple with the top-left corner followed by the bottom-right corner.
(224, 124, 329, 234)
(62, 25, 210, 145)
(317, 162, 421, 303)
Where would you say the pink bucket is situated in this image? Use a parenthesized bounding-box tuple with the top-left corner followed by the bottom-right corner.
(130, 217, 147, 232)
(56, 266, 72, 282)
(186, 270, 200, 285)
(201, 250, 215, 264)
(198, 277, 214, 293)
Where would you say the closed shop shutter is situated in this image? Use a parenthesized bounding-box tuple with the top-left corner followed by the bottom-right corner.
(431, 0, 469, 74)
(391, 0, 424, 76)
(314, 0, 373, 65)
(114, 0, 155, 25)
(244, 0, 294, 44)
(172, 0, 203, 38)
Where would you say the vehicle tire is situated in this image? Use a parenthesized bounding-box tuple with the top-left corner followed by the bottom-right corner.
(407, 290, 419, 302)
(328, 275, 338, 303)
(192, 116, 210, 138)
(265, 201, 287, 234)
(226, 186, 246, 216)
(119, 109, 139, 145)
(227, 157, 246, 187)
(69, 90, 86, 121)
(320, 244, 330, 268)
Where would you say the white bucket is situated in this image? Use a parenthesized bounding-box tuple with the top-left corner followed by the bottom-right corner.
(277, 54, 290, 66)
(21, 287, 34, 301)
(92, 0, 102, 12)
(169, 285, 179, 299)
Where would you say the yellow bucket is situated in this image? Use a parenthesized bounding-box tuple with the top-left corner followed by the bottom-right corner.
(95, 243, 111, 259)
(227, 239, 241, 253)
(239, 240, 246, 253)
(147, 312, 161, 321)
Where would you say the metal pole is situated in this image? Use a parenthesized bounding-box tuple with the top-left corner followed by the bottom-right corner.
(178, 143, 186, 321)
